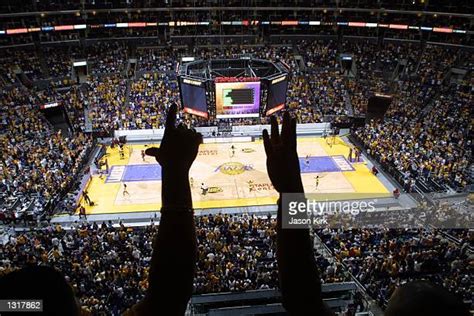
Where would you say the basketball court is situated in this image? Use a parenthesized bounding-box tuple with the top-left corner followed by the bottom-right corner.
(78, 136, 390, 215)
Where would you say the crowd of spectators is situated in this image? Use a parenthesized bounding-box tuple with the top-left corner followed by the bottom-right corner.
(0, 61, 19, 87)
(0, 43, 127, 82)
(137, 47, 179, 73)
(344, 40, 411, 115)
(299, 40, 339, 69)
(194, 214, 280, 293)
(195, 213, 348, 294)
(0, 49, 45, 81)
(318, 226, 471, 308)
(85, 75, 127, 133)
(1, 205, 470, 313)
(0, 214, 349, 314)
(0, 221, 151, 314)
(1, 0, 470, 13)
(12, 51, 44, 80)
(307, 69, 349, 116)
(87, 42, 128, 75)
(23, 86, 87, 133)
(43, 46, 82, 78)
(350, 42, 471, 190)
(126, 73, 178, 129)
(61, 86, 88, 132)
(354, 79, 471, 190)
(0, 87, 93, 222)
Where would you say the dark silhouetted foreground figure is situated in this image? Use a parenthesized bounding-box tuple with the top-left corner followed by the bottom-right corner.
(0, 266, 80, 316)
(0, 108, 469, 316)
(384, 281, 470, 316)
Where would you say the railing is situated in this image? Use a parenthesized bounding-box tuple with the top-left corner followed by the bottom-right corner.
(191, 283, 358, 314)
(349, 134, 407, 186)
(1, 35, 474, 51)
(114, 122, 331, 141)
(1, 7, 472, 18)
(312, 231, 384, 315)
(350, 132, 460, 196)
(47, 139, 97, 216)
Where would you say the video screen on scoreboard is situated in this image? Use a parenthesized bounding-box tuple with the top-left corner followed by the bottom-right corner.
(179, 77, 208, 118)
(266, 75, 288, 116)
(215, 81, 261, 118)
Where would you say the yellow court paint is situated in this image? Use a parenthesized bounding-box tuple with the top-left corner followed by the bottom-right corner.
(76, 137, 389, 215)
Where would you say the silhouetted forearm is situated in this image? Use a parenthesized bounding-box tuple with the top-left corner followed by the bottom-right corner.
(145, 169, 196, 314)
(277, 194, 333, 315)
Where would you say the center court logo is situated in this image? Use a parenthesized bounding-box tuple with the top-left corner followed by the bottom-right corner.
(215, 162, 254, 175)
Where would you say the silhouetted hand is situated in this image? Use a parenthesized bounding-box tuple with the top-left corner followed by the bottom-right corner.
(145, 103, 202, 174)
(145, 103, 201, 209)
(263, 112, 303, 193)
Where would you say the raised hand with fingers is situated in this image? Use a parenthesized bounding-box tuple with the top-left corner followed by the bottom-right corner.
(263, 112, 304, 194)
(145, 103, 202, 174)
(145, 103, 202, 208)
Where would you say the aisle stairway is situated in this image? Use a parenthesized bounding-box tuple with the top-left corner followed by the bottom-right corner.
(80, 84, 94, 132)
(84, 108, 93, 132)
(36, 45, 50, 78)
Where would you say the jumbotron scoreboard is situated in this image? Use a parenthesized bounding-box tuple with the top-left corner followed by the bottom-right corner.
(177, 57, 289, 119)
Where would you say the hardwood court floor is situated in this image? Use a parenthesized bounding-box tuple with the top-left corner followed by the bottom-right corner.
(77, 137, 389, 215)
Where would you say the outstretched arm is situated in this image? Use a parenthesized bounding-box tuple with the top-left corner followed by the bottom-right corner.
(129, 103, 202, 315)
(263, 113, 332, 315)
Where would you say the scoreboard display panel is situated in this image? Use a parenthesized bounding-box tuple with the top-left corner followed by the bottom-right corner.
(215, 81, 261, 118)
(179, 77, 208, 118)
(266, 75, 288, 116)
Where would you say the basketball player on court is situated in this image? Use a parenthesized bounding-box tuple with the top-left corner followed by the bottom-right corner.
(315, 176, 320, 190)
(230, 145, 235, 158)
(200, 182, 208, 195)
(247, 180, 254, 192)
(141, 149, 146, 162)
(305, 155, 310, 170)
(123, 183, 130, 197)
(190, 177, 194, 189)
